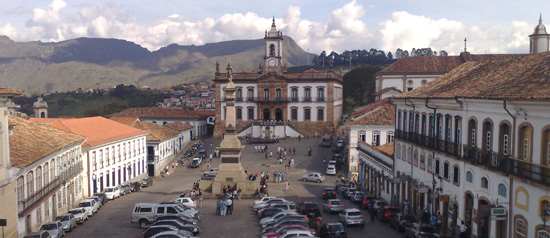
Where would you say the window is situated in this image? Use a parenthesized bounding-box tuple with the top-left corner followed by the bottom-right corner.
(421, 115, 427, 135)
(36, 167, 42, 190)
(427, 155, 433, 172)
(446, 115, 452, 142)
(44, 163, 49, 184)
(248, 108, 254, 120)
(403, 112, 407, 132)
(57, 191, 62, 209)
(291, 88, 298, 100)
(466, 171, 473, 183)
(317, 108, 324, 121)
(275, 88, 282, 99)
(317, 88, 324, 101)
(291, 108, 297, 120)
(538, 230, 550, 238)
(36, 205, 42, 225)
(247, 88, 254, 99)
(359, 131, 366, 142)
(106, 148, 110, 166)
(519, 124, 533, 161)
(453, 166, 459, 184)
(402, 146, 407, 161)
(483, 121, 492, 151)
(16, 177, 24, 202)
(415, 113, 420, 134)
(516, 218, 527, 238)
(304, 88, 311, 100)
(409, 112, 414, 133)
(27, 172, 34, 198)
(304, 108, 311, 120)
(236, 88, 242, 100)
(50, 159, 55, 178)
(469, 119, 477, 148)
(407, 148, 412, 163)
(498, 184, 507, 197)
(263, 89, 269, 98)
(63, 187, 67, 206)
(92, 152, 96, 171)
(481, 177, 488, 189)
(413, 150, 418, 167)
(437, 114, 443, 139)
(443, 163, 449, 179)
(99, 149, 103, 168)
(236, 108, 242, 120)
(420, 154, 425, 170)
(397, 111, 402, 130)
(44, 199, 49, 217)
(429, 115, 434, 137)
(455, 117, 462, 144)
(396, 144, 401, 159)
(373, 131, 380, 146)
(544, 128, 550, 166)
(269, 44, 275, 56)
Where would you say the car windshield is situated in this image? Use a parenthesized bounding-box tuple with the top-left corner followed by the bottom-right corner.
(68, 210, 82, 215)
(174, 206, 184, 213)
(104, 188, 113, 192)
(56, 216, 69, 221)
(419, 226, 435, 232)
(348, 211, 361, 216)
(78, 202, 90, 207)
(40, 224, 57, 230)
(328, 224, 344, 232)
(331, 201, 342, 205)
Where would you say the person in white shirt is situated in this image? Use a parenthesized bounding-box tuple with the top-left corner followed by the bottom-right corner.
(460, 221, 467, 238)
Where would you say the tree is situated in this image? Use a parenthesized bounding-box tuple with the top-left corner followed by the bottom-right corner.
(387, 52, 393, 60)
(342, 66, 382, 113)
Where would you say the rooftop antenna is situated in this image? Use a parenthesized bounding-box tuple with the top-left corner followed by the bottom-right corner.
(464, 38, 467, 53)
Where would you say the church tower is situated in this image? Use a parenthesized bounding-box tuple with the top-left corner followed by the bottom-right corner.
(530, 14, 550, 54)
(263, 17, 284, 75)
(33, 97, 48, 118)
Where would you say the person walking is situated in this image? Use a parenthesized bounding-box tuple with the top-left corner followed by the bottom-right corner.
(209, 154, 213, 163)
(308, 147, 312, 156)
(284, 180, 290, 191)
(460, 221, 467, 238)
(298, 135, 301, 142)
(293, 148, 296, 156)
(226, 197, 233, 215)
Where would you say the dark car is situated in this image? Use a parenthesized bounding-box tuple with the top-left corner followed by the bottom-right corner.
(141, 178, 153, 187)
(260, 208, 286, 219)
(93, 192, 107, 205)
(404, 223, 438, 238)
(155, 215, 199, 225)
(322, 188, 336, 200)
(338, 184, 350, 195)
(198, 150, 206, 159)
(298, 202, 321, 218)
(389, 214, 417, 232)
(130, 181, 141, 192)
(150, 220, 200, 235)
(380, 206, 400, 222)
(319, 222, 347, 238)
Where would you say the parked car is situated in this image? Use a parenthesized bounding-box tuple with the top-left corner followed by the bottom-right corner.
(278, 230, 315, 238)
(55, 214, 78, 232)
(23, 231, 51, 238)
(380, 206, 401, 222)
(343, 188, 356, 199)
(203, 168, 219, 177)
(68, 208, 89, 224)
(323, 199, 345, 214)
(253, 198, 291, 211)
(373, 200, 388, 212)
(149, 230, 193, 238)
(132, 203, 200, 228)
(328, 160, 337, 167)
(174, 197, 197, 208)
(93, 192, 107, 205)
(322, 188, 336, 200)
(260, 211, 301, 226)
(261, 215, 309, 228)
(338, 208, 364, 227)
(262, 224, 316, 238)
(404, 223, 438, 238)
(103, 186, 121, 200)
(142, 225, 182, 238)
(77, 199, 97, 216)
(198, 150, 206, 159)
(338, 184, 350, 195)
(389, 213, 417, 232)
(87, 196, 102, 210)
(319, 222, 348, 238)
(360, 195, 378, 209)
(155, 215, 199, 225)
(298, 202, 321, 218)
(130, 181, 142, 192)
(39, 221, 64, 238)
(150, 220, 200, 235)
(265, 203, 297, 213)
(350, 192, 364, 203)
(142, 178, 154, 187)
(190, 158, 201, 168)
(120, 184, 131, 195)
(301, 173, 324, 183)
(326, 165, 336, 175)
(255, 196, 277, 205)
(262, 220, 310, 234)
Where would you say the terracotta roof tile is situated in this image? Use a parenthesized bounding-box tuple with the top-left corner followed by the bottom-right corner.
(373, 87, 401, 96)
(108, 117, 139, 126)
(110, 107, 207, 119)
(130, 120, 179, 142)
(376, 142, 394, 156)
(190, 110, 215, 116)
(9, 116, 85, 168)
(0, 87, 23, 96)
(164, 121, 194, 132)
(49, 117, 148, 147)
(348, 103, 395, 126)
(350, 98, 391, 118)
(29, 117, 74, 124)
(395, 52, 550, 100)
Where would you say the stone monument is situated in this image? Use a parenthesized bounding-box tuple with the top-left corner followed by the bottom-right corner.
(211, 63, 252, 194)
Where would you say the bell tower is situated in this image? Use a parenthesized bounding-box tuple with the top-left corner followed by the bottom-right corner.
(530, 14, 550, 54)
(33, 97, 48, 118)
(263, 17, 283, 74)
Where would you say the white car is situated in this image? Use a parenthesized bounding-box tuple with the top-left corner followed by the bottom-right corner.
(326, 165, 336, 175)
(254, 196, 277, 205)
(328, 160, 337, 167)
(174, 197, 197, 208)
(259, 211, 299, 225)
(77, 199, 98, 216)
(279, 230, 314, 238)
(68, 208, 89, 223)
(301, 173, 325, 183)
(253, 198, 290, 211)
(39, 221, 65, 238)
(104, 186, 121, 200)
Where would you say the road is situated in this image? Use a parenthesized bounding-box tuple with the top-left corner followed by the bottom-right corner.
(65, 137, 405, 238)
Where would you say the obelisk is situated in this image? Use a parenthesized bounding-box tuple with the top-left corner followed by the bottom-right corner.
(213, 63, 247, 193)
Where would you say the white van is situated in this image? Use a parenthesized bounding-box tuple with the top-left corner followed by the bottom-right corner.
(104, 186, 121, 200)
(131, 203, 200, 228)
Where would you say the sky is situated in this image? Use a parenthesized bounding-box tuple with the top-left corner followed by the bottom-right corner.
(0, 0, 548, 55)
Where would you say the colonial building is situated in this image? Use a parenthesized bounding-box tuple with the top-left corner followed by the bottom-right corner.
(10, 116, 85, 236)
(110, 117, 193, 176)
(47, 117, 148, 196)
(213, 19, 343, 138)
(391, 52, 550, 238)
(110, 107, 209, 138)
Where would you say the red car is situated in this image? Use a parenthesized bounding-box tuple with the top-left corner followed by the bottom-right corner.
(380, 206, 401, 222)
(360, 196, 377, 209)
(261, 225, 316, 238)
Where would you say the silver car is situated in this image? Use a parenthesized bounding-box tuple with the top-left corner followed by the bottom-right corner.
(203, 168, 219, 177)
(39, 221, 65, 238)
(301, 173, 325, 183)
(68, 208, 88, 224)
(338, 208, 364, 227)
(120, 184, 131, 195)
(323, 199, 345, 214)
(56, 214, 77, 232)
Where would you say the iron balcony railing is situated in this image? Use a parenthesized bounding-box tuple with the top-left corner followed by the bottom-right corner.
(395, 130, 460, 157)
(247, 97, 291, 103)
(462, 148, 508, 174)
(18, 164, 83, 216)
(509, 158, 550, 186)
(317, 97, 325, 101)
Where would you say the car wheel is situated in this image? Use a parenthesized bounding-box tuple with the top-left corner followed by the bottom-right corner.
(139, 219, 149, 228)
(302, 178, 307, 181)
(317, 180, 322, 183)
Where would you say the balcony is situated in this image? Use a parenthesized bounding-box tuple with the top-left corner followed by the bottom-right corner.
(317, 97, 325, 101)
(304, 97, 312, 102)
(291, 97, 299, 102)
(395, 130, 460, 157)
(509, 158, 550, 186)
(247, 97, 291, 103)
(235, 97, 243, 101)
(18, 164, 83, 216)
(462, 148, 508, 174)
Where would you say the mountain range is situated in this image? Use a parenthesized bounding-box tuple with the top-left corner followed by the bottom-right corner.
(0, 35, 315, 94)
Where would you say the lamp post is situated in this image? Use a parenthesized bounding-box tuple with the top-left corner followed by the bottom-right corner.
(541, 207, 550, 226)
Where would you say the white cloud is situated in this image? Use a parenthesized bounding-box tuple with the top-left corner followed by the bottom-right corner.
(0, 0, 535, 55)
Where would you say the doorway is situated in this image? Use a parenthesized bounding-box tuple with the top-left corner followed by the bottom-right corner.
(452, 203, 459, 235)
(275, 108, 283, 121)
(263, 108, 270, 120)
(465, 193, 474, 237)
(478, 200, 490, 238)
(52, 194, 57, 218)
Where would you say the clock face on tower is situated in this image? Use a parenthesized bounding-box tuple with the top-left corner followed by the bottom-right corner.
(268, 59, 277, 67)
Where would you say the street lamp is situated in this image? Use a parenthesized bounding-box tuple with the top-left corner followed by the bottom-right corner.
(541, 208, 550, 226)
